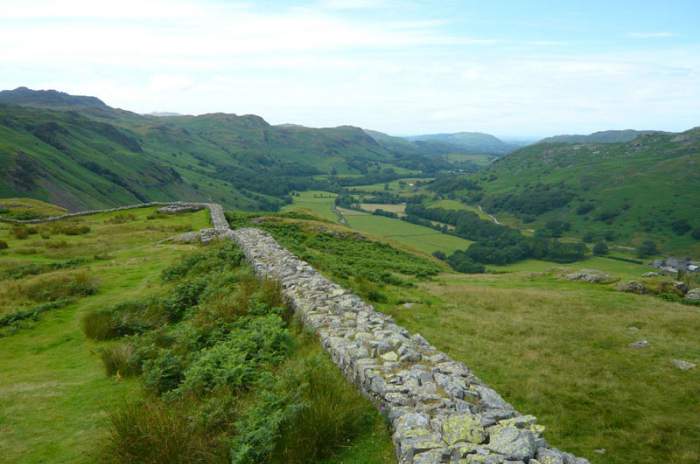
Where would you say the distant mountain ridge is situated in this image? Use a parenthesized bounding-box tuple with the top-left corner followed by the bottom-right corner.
(0, 87, 449, 211)
(404, 131, 520, 155)
(537, 129, 664, 145)
(0, 87, 108, 109)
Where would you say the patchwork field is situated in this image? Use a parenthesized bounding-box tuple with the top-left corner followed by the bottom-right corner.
(281, 191, 340, 223)
(359, 203, 406, 216)
(338, 207, 472, 255)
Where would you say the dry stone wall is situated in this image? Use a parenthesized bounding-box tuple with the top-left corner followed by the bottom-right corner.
(227, 226, 590, 464)
(6, 202, 589, 464)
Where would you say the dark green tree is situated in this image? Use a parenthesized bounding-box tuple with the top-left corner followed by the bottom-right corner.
(637, 240, 659, 258)
(593, 241, 609, 256)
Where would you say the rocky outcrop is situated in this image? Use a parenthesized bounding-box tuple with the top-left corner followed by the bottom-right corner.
(616, 281, 647, 294)
(684, 288, 700, 302)
(564, 269, 614, 284)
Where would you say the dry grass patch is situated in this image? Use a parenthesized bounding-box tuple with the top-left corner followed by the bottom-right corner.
(386, 274, 700, 464)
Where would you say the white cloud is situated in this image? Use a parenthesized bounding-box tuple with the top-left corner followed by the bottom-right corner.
(0, 0, 697, 136)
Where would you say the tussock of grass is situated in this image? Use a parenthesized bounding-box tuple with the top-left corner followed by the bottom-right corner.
(99, 344, 141, 377)
(101, 397, 229, 464)
(269, 350, 384, 464)
(0, 270, 99, 317)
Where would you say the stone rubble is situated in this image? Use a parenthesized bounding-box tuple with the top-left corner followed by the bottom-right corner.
(9, 202, 591, 464)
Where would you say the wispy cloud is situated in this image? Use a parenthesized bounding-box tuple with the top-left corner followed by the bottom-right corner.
(0, 0, 697, 136)
(627, 32, 676, 39)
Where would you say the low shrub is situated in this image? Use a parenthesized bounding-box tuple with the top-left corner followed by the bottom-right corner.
(44, 240, 69, 249)
(102, 398, 228, 464)
(0, 240, 8, 250)
(271, 353, 380, 464)
(22, 271, 99, 302)
(163, 279, 208, 321)
(12, 226, 29, 240)
(0, 299, 73, 328)
(0, 258, 87, 280)
(232, 351, 382, 464)
(83, 301, 159, 340)
(177, 314, 292, 396)
(99, 344, 141, 377)
(83, 310, 117, 340)
(105, 213, 137, 225)
(142, 351, 186, 395)
(49, 222, 91, 236)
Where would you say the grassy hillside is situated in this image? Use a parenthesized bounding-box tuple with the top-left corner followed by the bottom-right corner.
(224, 210, 700, 464)
(0, 203, 393, 464)
(538, 129, 663, 145)
(429, 128, 700, 254)
(0, 88, 446, 212)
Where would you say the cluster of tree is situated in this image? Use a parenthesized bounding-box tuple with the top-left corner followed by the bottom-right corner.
(427, 175, 482, 194)
(356, 191, 403, 204)
(372, 209, 398, 218)
(407, 205, 587, 268)
(534, 220, 571, 238)
(637, 240, 659, 258)
(671, 219, 692, 236)
(481, 183, 575, 216)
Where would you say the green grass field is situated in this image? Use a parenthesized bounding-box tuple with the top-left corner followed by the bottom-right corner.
(384, 271, 700, 464)
(338, 207, 472, 255)
(0, 206, 211, 463)
(281, 190, 472, 256)
(347, 177, 431, 194)
(446, 153, 498, 166)
(359, 203, 406, 215)
(282, 191, 339, 223)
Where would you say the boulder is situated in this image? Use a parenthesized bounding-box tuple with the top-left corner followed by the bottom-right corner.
(616, 281, 647, 294)
(671, 359, 696, 371)
(564, 269, 614, 284)
(629, 340, 650, 349)
(685, 288, 700, 302)
(157, 204, 203, 214)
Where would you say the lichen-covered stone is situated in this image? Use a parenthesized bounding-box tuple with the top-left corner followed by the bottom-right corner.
(441, 413, 486, 445)
(486, 426, 537, 460)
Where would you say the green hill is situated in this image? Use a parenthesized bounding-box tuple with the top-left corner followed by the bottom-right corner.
(429, 128, 700, 253)
(0, 88, 445, 211)
(405, 131, 519, 155)
(537, 129, 663, 145)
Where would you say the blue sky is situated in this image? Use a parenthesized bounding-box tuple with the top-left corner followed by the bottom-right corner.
(1, 0, 698, 137)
